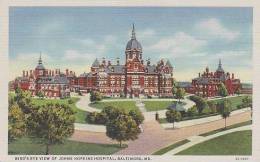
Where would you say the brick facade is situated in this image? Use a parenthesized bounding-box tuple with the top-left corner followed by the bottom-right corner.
(190, 60, 241, 97)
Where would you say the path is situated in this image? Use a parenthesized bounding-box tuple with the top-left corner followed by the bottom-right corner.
(114, 111, 251, 155)
(207, 94, 248, 101)
(164, 125, 252, 155)
(75, 94, 101, 112)
(74, 123, 106, 132)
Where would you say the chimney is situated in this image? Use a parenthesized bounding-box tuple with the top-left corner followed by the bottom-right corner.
(55, 69, 58, 75)
(116, 57, 120, 65)
(26, 71, 28, 77)
(70, 71, 72, 75)
(199, 73, 201, 77)
(66, 69, 69, 75)
(52, 70, 54, 76)
(232, 73, 234, 79)
(30, 70, 32, 76)
(23, 71, 25, 77)
(108, 60, 111, 66)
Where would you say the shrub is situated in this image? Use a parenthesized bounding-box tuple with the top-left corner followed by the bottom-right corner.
(85, 112, 108, 125)
(90, 91, 103, 102)
(85, 112, 98, 124)
(190, 95, 208, 114)
(202, 106, 211, 115)
(68, 99, 74, 104)
(187, 106, 198, 117)
(208, 101, 217, 114)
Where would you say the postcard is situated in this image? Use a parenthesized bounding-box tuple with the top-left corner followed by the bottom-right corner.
(0, 1, 259, 162)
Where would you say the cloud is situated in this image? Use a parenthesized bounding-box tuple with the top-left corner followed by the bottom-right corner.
(195, 18, 240, 41)
(149, 32, 207, 58)
(63, 50, 96, 61)
(210, 50, 248, 59)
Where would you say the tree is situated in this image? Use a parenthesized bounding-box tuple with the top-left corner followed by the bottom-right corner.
(218, 83, 229, 97)
(219, 100, 231, 129)
(106, 114, 140, 147)
(187, 106, 198, 117)
(166, 109, 182, 128)
(172, 79, 178, 97)
(176, 88, 185, 102)
(14, 89, 33, 114)
(90, 91, 102, 103)
(102, 106, 127, 121)
(27, 103, 75, 154)
(128, 109, 144, 126)
(8, 102, 26, 142)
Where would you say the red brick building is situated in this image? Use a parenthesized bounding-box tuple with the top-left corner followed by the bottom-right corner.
(190, 60, 241, 97)
(12, 25, 174, 98)
(77, 25, 174, 98)
(12, 55, 71, 98)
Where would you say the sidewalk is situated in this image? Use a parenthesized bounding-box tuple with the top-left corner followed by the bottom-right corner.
(161, 107, 251, 129)
(207, 94, 248, 101)
(74, 123, 106, 133)
(163, 125, 252, 155)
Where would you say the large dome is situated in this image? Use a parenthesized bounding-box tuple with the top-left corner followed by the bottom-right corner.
(125, 24, 142, 51)
(126, 39, 142, 50)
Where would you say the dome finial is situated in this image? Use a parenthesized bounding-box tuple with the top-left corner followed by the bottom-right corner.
(131, 23, 136, 40)
(38, 52, 42, 65)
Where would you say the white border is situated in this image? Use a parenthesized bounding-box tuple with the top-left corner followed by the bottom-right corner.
(0, 0, 259, 162)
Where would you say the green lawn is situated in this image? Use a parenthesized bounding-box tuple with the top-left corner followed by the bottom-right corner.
(177, 130, 252, 155)
(89, 101, 138, 112)
(199, 120, 252, 136)
(9, 137, 123, 155)
(32, 97, 87, 123)
(152, 139, 190, 155)
(143, 101, 178, 112)
(211, 95, 252, 111)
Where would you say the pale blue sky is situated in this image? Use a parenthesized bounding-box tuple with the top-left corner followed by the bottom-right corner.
(9, 7, 252, 82)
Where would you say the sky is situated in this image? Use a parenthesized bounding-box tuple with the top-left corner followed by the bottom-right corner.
(9, 7, 252, 82)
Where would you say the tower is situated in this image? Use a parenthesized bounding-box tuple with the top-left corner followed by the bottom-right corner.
(216, 59, 225, 77)
(124, 24, 145, 97)
(125, 24, 143, 62)
(35, 53, 45, 78)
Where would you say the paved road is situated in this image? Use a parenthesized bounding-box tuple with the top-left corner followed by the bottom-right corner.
(114, 111, 251, 155)
(70, 130, 116, 144)
(164, 125, 252, 155)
